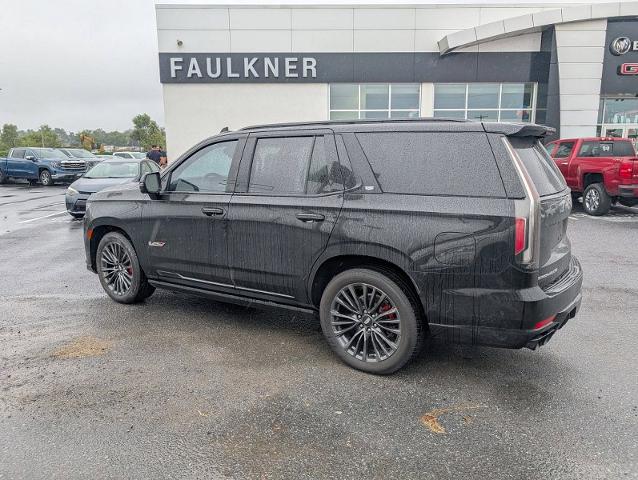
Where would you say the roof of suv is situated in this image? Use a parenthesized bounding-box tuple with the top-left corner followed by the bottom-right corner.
(235, 118, 554, 137)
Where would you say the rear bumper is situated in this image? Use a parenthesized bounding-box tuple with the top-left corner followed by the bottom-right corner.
(617, 184, 638, 199)
(427, 256, 583, 349)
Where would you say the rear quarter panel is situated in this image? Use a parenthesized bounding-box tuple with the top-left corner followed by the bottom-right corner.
(320, 192, 516, 344)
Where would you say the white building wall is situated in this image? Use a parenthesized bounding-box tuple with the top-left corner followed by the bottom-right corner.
(555, 19, 607, 138)
(163, 83, 327, 159)
(156, 4, 560, 156)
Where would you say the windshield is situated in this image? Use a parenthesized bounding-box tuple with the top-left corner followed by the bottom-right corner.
(131, 152, 146, 159)
(84, 161, 139, 179)
(67, 148, 96, 158)
(31, 148, 67, 159)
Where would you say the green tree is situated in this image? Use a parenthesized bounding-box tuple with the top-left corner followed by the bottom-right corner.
(18, 125, 61, 148)
(131, 113, 166, 151)
(1, 124, 19, 150)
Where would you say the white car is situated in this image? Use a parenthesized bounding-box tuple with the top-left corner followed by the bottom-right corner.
(113, 151, 146, 159)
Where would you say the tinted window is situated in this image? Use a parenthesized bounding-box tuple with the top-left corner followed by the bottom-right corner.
(10, 148, 25, 159)
(249, 137, 313, 194)
(335, 135, 357, 189)
(554, 142, 574, 158)
(510, 137, 567, 197)
(578, 141, 611, 157)
(306, 136, 344, 194)
(613, 141, 635, 156)
(355, 132, 505, 197)
(168, 140, 237, 193)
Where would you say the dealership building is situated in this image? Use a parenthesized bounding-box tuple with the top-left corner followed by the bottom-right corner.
(156, 1, 638, 158)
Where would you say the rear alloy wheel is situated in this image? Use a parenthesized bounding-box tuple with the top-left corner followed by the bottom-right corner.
(583, 183, 611, 216)
(320, 268, 424, 374)
(39, 169, 54, 186)
(97, 232, 155, 304)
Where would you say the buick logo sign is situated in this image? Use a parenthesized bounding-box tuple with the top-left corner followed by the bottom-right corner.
(610, 36, 633, 55)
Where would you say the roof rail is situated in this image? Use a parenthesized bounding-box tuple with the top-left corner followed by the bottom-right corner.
(239, 117, 470, 131)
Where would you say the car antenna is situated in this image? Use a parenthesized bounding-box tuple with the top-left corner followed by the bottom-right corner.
(220, 127, 229, 133)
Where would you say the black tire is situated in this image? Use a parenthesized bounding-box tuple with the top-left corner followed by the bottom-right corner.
(583, 183, 611, 216)
(28, 179, 38, 186)
(0, 169, 6, 184)
(96, 232, 155, 304)
(39, 169, 54, 186)
(70, 212, 84, 219)
(319, 268, 425, 374)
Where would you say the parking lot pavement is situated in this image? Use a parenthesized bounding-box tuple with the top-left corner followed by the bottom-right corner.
(0, 182, 637, 480)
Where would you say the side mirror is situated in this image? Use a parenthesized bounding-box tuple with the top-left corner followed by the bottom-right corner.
(25, 155, 35, 161)
(140, 171, 161, 197)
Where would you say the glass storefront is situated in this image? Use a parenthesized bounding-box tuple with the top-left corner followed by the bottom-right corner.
(329, 84, 420, 120)
(598, 97, 638, 143)
(434, 83, 536, 122)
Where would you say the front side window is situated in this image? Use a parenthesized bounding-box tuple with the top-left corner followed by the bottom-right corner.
(329, 84, 420, 120)
(434, 83, 536, 123)
(10, 148, 25, 159)
(168, 140, 237, 193)
(554, 142, 574, 158)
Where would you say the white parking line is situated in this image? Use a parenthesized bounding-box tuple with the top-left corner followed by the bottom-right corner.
(19, 211, 67, 224)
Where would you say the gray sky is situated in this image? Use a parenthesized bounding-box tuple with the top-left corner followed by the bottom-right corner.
(0, 0, 619, 132)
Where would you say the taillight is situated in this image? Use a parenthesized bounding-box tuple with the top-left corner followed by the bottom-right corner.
(619, 160, 636, 179)
(514, 217, 527, 255)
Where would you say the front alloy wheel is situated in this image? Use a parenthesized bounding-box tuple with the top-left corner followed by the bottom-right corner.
(39, 169, 53, 186)
(100, 241, 134, 296)
(96, 232, 155, 304)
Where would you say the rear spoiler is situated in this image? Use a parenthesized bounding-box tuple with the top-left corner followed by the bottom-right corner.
(482, 122, 555, 138)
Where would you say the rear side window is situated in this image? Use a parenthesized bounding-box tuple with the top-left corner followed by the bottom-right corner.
(554, 142, 574, 158)
(249, 137, 314, 194)
(613, 141, 635, 156)
(355, 132, 505, 197)
(510, 137, 566, 197)
(578, 141, 613, 157)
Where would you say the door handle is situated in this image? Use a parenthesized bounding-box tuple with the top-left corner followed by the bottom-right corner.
(296, 212, 325, 222)
(202, 206, 225, 216)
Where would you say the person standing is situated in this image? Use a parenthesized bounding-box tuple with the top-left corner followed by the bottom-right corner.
(159, 146, 168, 168)
(146, 145, 161, 165)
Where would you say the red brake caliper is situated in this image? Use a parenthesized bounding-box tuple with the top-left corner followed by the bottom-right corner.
(378, 302, 397, 320)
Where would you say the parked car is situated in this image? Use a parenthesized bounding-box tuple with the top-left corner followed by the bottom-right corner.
(84, 119, 582, 374)
(0, 147, 86, 186)
(66, 158, 160, 218)
(59, 148, 102, 170)
(546, 137, 638, 215)
(113, 151, 146, 159)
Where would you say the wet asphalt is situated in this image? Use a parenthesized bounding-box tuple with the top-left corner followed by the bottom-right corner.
(0, 181, 637, 480)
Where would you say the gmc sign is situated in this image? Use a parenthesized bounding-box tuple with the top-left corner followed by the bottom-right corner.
(619, 63, 638, 75)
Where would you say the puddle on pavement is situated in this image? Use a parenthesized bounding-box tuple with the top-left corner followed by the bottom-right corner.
(52, 336, 111, 359)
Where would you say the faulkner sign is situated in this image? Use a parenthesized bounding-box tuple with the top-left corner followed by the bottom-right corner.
(158, 52, 550, 84)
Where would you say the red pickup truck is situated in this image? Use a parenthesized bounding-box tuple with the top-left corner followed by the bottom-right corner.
(545, 137, 638, 215)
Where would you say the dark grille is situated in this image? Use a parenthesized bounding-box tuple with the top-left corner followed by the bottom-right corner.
(60, 161, 86, 170)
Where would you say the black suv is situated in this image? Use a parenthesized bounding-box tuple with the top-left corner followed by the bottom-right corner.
(84, 119, 582, 374)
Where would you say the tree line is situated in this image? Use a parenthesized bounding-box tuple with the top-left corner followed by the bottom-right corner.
(0, 114, 166, 156)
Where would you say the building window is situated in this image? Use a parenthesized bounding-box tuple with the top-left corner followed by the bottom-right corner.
(329, 84, 420, 120)
(433, 83, 536, 123)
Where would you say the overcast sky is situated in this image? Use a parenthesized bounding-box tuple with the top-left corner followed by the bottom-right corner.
(0, 0, 619, 132)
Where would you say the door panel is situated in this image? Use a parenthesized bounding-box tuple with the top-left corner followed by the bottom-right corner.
(227, 193, 342, 300)
(141, 193, 232, 287)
